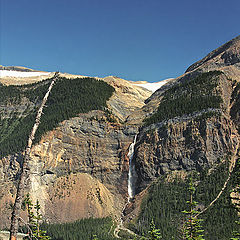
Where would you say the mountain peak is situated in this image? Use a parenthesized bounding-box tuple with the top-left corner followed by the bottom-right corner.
(186, 35, 240, 73)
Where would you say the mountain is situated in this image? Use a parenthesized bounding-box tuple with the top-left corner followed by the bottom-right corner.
(128, 35, 240, 239)
(0, 68, 170, 227)
(186, 35, 240, 72)
(134, 35, 240, 191)
(0, 35, 239, 239)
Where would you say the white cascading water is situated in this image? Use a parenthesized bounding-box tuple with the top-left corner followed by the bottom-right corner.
(127, 135, 137, 201)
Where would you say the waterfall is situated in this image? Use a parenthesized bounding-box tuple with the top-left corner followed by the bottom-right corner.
(128, 135, 137, 200)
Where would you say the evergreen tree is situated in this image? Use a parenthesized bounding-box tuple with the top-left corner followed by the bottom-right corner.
(230, 220, 240, 240)
(144, 71, 223, 126)
(92, 235, 99, 240)
(147, 219, 162, 240)
(230, 159, 240, 240)
(24, 194, 51, 240)
(182, 177, 205, 240)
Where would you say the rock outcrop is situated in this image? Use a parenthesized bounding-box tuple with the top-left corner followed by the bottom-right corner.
(132, 35, 240, 192)
(0, 72, 151, 228)
(27, 110, 137, 219)
(185, 35, 240, 73)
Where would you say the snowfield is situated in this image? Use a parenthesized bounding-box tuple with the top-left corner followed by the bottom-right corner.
(0, 70, 51, 78)
(134, 78, 173, 92)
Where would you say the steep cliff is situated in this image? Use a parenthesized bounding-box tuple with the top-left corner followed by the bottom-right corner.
(0, 72, 151, 228)
(133, 35, 240, 191)
(122, 35, 240, 240)
(28, 111, 137, 221)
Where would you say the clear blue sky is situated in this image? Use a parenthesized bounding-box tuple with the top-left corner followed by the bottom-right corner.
(0, 0, 239, 82)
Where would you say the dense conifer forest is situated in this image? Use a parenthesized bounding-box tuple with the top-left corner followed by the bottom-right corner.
(144, 71, 223, 125)
(230, 81, 240, 134)
(0, 77, 114, 157)
(133, 160, 239, 240)
(40, 217, 116, 240)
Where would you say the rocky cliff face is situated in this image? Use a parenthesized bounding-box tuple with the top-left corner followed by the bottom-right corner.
(132, 35, 240, 192)
(28, 110, 137, 218)
(135, 114, 238, 191)
(0, 72, 151, 228)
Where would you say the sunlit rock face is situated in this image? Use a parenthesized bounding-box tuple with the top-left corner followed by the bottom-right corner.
(28, 110, 138, 210)
(133, 35, 240, 192)
(0, 73, 151, 227)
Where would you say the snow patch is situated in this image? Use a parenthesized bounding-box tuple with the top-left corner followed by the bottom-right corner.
(134, 78, 173, 92)
(0, 70, 51, 78)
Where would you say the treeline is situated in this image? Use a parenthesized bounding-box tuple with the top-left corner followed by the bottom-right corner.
(134, 160, 239, 240)
(196, 161, 238, 240)
(0, 77, 115, 157)
(144, 71, 223, 125)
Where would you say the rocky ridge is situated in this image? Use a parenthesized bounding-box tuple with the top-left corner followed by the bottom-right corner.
(133, 35, 240, 192)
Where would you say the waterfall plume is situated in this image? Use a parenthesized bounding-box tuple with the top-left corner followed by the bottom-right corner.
(128, 135, 137, 200)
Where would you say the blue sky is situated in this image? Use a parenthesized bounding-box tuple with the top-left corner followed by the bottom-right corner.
(0, 0, 239, 82)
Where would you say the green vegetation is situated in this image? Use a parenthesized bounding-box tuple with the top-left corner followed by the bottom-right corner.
(145, 219, 162, 239)
(182, 177, 205, 240)
(195, 161, 239, 240)
(0, 114, 35, 157)
(135, 177, 188, 239)
(40, 217, 116, 240)
(0, 77, 114, 157)
(15, 160, 239, 240)
(135, 160, 239, 240)
(230, 82, 240, 134)
(37, 218, 164, 240)
(230, 159, 240, 240)
(20, 195, 116, 239)
(0, 84, 22, 104)
(144, 71, 223, 125)
(23, 194, 51, 239)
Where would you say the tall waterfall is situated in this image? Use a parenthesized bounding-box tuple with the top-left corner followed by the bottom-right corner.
(128, 135, 137, 200)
